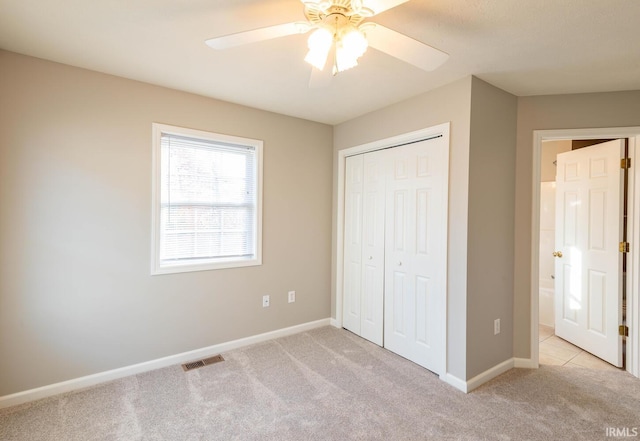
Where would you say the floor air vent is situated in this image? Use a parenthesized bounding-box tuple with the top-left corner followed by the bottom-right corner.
(182, 354, 224, 372)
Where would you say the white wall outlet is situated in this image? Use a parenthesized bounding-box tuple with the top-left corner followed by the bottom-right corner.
(288, 290, 296, 303)
(494, 318, 501, 335)
(262, 295, 270, 308)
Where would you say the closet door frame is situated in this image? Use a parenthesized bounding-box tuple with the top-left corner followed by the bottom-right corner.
(335, 122, 450, 376)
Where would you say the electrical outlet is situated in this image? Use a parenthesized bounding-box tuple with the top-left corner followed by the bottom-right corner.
(494, 318, 501, 335)
(262, 295, 270, 308)
(288, 290, 296, 303)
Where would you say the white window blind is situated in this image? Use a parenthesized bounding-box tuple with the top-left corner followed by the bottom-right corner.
(152, 124, 262, 274)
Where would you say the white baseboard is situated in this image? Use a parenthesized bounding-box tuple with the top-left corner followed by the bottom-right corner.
(465, 358, 514, 392)
(0, 318, 332, 409)
(330, 318, 340, 328)
(442, 373, 468, 392)
(443, 358, 519, 393)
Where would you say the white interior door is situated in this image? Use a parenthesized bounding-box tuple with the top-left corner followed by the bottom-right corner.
(384, 137, 449, 374)
(343, 154, 364, 335)
(554, 139, 624, 367)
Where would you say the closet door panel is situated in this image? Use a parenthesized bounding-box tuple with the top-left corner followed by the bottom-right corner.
(414, 141, 447, 372)
(385, 147, 416, 356)
(360, 150, 386, 345)
(343, 155, 364, 335)
(384, 138, 448, 375)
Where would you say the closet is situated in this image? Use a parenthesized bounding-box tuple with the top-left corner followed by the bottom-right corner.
(342, 135, 449, 375)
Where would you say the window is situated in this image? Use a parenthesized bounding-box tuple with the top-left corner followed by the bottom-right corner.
(151, 123, 262, 274)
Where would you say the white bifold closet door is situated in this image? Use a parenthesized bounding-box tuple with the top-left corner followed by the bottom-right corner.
(343, 136, 448, 374)
(343, 150, 386, 346)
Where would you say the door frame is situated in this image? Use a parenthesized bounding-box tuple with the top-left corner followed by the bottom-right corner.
(334, 122, 450, 375)
(530, 127, 640, 377)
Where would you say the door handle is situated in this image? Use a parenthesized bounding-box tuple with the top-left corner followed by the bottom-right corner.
(553, 251, 563, 258)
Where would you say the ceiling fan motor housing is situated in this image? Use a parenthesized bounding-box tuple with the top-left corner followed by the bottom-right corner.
(304, 1, 370, 31)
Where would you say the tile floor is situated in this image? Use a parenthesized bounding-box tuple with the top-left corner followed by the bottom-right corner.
(538, 324, 621, 371)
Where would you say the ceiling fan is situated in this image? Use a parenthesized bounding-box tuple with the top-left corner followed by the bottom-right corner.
(205, 0, 449, 80)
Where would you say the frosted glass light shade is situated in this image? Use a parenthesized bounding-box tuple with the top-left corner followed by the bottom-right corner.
(304, 27, 333, 70)
(335, 29, 368, 72)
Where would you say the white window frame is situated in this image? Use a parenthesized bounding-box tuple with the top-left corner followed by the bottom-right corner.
(151, 123, 263, 275)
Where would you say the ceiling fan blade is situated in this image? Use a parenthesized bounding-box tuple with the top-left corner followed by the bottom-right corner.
(205, 22, 311, 50)
(363, 0, 410, 15)
(365, 24, 449, 71)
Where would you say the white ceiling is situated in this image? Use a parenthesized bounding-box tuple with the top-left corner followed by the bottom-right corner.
(1, 0, 639, 125)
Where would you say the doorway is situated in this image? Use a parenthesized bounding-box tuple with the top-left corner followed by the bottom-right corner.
(539, 139, 622, 369)
(531, 127, 640, 378)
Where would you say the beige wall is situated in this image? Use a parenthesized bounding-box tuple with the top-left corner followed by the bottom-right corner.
(466, 77, 517, 378)
(514, 91, 640, 359)
(0, 50, 333, 396)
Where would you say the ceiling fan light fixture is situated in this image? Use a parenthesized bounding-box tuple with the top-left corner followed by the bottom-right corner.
(342, 28, 368, 57)
(335, 46, 357, 72)
(304, 27, 333, 70)
(334, 28, 368, 72)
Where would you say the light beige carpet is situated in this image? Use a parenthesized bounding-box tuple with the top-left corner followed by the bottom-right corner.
(1, 326, 638, 440)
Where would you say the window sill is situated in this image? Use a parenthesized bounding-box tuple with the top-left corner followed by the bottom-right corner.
(151, 257, 262, 275)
